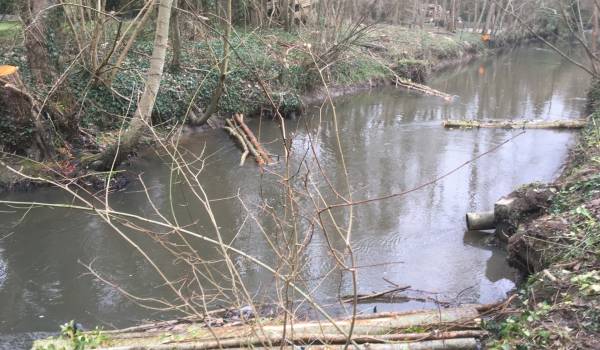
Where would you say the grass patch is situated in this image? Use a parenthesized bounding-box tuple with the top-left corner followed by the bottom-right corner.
(0, 21, 21, 39)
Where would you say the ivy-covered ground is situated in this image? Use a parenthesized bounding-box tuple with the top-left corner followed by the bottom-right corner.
(0, 23, 495, 191)
(486, 82, 600, 349)
(0, 24, 489, 146)
(1, 20, 555, 192)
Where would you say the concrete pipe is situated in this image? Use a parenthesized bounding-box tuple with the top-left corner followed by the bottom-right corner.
(466, 211, 496, 231)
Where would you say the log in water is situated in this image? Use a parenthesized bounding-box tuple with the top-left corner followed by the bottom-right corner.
(33, 307, 486, 350)
(443, 119, 587, 129)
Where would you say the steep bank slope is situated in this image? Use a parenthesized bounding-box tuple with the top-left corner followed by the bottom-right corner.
(487, 83, 600, 349)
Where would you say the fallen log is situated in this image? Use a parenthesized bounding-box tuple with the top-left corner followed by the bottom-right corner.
(233, 113, 272, 164)
(156, 330, 486, 348)
(466, 211, 495, 231)
(443, 119, 587, 129)
(394, 77, 454, 101)
(33, 307, 484, 349)
(39, 338, 479, 350)
(101, 307, 230, 335)
(198, 338, 479, 350)
(224, 121, 252, 166)
(223, 114, 271, 166)
(341, 285, 410, 303)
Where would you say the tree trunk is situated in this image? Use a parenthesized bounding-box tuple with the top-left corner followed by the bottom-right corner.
(170, 0, 181, 72)
(0, 66, 54, 160)
(92, 0, 174, 171)
(19, 0, 53, 86)
(282, 0, 291, 31)
(593, 3, 599, 72)
(107, 0, 155, 84)
(483, 1, 495, 34)
(448, 0, 456, 32)
(473, 0, 478, 31)
(89, 0, 106, 72)
(412, 0, 419, 28)
(475, 0, 487, 32)
(197, 0, 232, 125)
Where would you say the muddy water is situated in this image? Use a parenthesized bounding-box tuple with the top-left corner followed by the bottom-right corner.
(0, 45, 589, 348)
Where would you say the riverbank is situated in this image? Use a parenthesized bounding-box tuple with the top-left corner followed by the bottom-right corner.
(485, 83, 600, 349)
(0, 23, 540, 193)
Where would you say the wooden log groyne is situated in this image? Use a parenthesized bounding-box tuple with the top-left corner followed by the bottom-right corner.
(443, 118, 587, 129)
(32, 306, 492, 350)
(394, 77, 454, 101)
(223, 113, 272, 166)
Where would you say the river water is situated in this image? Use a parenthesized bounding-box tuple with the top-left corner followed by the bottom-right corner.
(0, 45, 589, 348)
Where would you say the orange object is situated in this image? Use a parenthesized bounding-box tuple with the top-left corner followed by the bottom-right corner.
(481, 33, 490, 42)
(0, 65, 17, 76)
(478, 65, 485, 75)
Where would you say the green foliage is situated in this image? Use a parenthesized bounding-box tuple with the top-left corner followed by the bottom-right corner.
(394, 59, 428, 82)
(330, 56, 389, 86)
(0, 114, 35, 154)
(550, 175, 600, 214)
(72, 30, 309, 126)
(403, 325, 427, 333)
(0, 21, 20, 39)
(420, 33, 462, 60)
(0, 23, 508, 152)
(286, 65, 321, 92)
(571, 270, 600, 296)
(486, 300, 554, 349)
(586, 80, 600, 115)
(0, 45, 38, 153)
(35, 321, 107, 350)
(60, 320, 106, 350)
(532, 8, 561, 37)
(489, 80, 600, 349)
(0, 0, 17, 14)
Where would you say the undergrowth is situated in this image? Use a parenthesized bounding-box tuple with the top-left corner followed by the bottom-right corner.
(1, 25, 492, 141)
(486, 82, 600, 349)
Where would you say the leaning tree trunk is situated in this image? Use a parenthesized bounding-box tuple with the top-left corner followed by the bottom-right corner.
(475, 0, 487, 33)
(0, 66, 54, 160)
(170, 0, 182, 72)
(196, 0, 232, 125)
(91, 0, 174, 171)
(19, 0, 53, 87)
(107, 0, 156, 85)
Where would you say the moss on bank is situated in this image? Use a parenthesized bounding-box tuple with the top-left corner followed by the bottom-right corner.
(486, 82, 600, 349)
